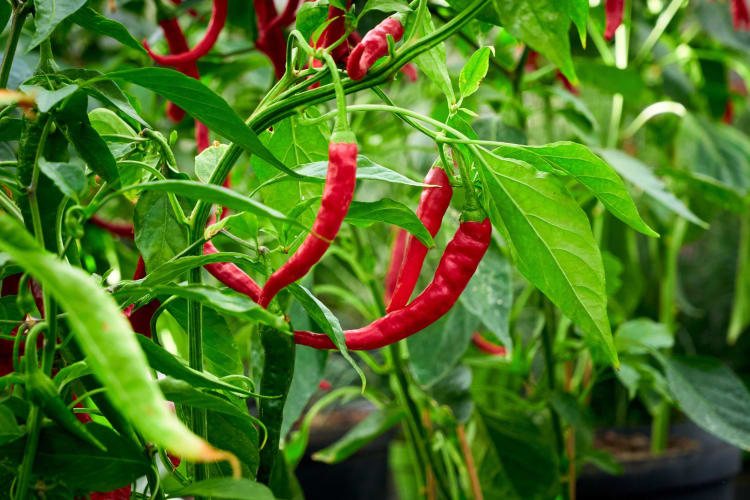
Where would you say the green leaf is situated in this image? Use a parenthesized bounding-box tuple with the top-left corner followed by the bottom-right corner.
(660, 168, 748, 214)
(459, 246, 513, 352)
(207, 411, 261, 478)
(168, 478, 274, 500)
(575, 59, 643, 101)
(88, 107, 137, 137)
(295, 0, 329, 41)
(134, 180, 297, 226)
(29, 0, 87, 50)
(477, 150, 617, 366)
(69, 6, 147, 53)
(0, 215, 217, 463)
(313, 408, 404, 463)
(38, 158, 86, 201)
(666, 355, 750, 449)
(412, 5, 456, 104)
(0, 1, 10, 32)
(287, 284, 365, 388)
(61, 69, 148, 127)
(0, 405, 24, 446)
(494, 142, 658, 236)
(95, 68, 291, 175)
(345, 199, 434, 247)
(615, 318, 673, 355)
(19, 83, 79, 112)
(459, 46, 492, 99)
(281, 345, 328, 438)
(134, 191, 188, 271)
(598, 149, 708, 229)
(408, 304, 479, 386)
(562, 0, 587, 46)
(158, 377, 261, 422)
(728, 216, 750, 344)
(493, 0, 576, 82)
(135, 335, 261, 398)
(359, 0, 410, 16)
(196, 143, 230, 184)
(130, 283, 289, 332)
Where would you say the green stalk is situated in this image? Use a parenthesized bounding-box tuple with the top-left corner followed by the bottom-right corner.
(0, 4, 29, 88)
(16, 406, 42, 500)
(728, 215, 750, 344)
(634, 0, 685, 64)
(651, 216, 687, 455)
(542, 298, 567, 499)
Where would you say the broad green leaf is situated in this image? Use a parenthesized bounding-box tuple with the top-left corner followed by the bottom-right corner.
(0, 117, 22, 141)
(728, 216, 750, 344)
(661, 168, 748, 214)
(0, 214, 221, 465)
(0, 405, 23, 446)
(287, 284, 365, 388)
(38, 158, 85, 201)
(459, 246, 513, 352)
(696, 0, 750, 52)
(599, 149, 708, 228)
(562, 0, 587, 46)
(135, 335, 260, 398)
(134, 191, 188, 271)
(29, 0, 87, 50)
(614, 318, 673, 355)
(412, 5, 455, 104)
(493, 0, 576, 82)
(134, 180, 296, 226)
(255, 155, 429, 193)
(359, 0, 410, 16)
(128, 284, 288, 332)
(0, 1, 10, 32)
(158, 378, 261, 422)
(428, 365, 474, 422)
(168, 478, 274, 500)
(196, 143, 230, 184)
(575, 59, 643, 101)
(61, 69, 148, 127)
(459, 47, 492, 99)
(88, 108, 137, 137)
(493, 142, 658, 236)
(69, 6, 146, 53)
(95, 68, 291, 175)
(408, 304, 479, 386)
(345, 199, 434, 247)
(207, 411, 261, 479)
(1, 423, 149, 493)
(295, 0, 329, 41)
(477, 150, 617, 366)
(666, 356, 750, 449)
(477, 408, 559, 500)
(19, 83, 78, 112)
(313, 408, 404, 463)
(281, 346, 328, 438)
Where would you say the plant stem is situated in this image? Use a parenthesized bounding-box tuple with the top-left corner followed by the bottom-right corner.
(727, 214, 749, 344)
(542, 298, 568, 500)
(634, 0, 685, 64)
(0, 4, 29, 89)
(16, 405, 42, 500)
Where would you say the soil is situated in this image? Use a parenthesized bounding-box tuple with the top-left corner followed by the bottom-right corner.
(595, 430, 700, 462)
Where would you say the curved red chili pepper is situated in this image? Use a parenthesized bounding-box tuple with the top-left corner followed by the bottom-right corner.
(123, 257, 159, 338)
(203, 239, 263, 303)
(259, 137, 358, 308)
(471, 333, 506, 356)
(144, 0, 228, 66)
(90, 215, 135, 239)
(604, 0, 625, 41)
(294, 218, 491, 350)
(316, 0, 352, 63)
(732, 0, 750, 30)
(262, 0, 301, 36)
(384, 228, 407, 304)
(387, 167, 453, 312)
(254, 0, 288, 78)
(346, 17, 404, 81)
(348, 30, 417, 82)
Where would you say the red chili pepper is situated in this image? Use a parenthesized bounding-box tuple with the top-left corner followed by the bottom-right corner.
(144, 0, 228, 66)
(732, 0, 750, 30)
(347, 30, 417, 82)
(387, 167, 453, 312)
(604, 0, 625, 41)
(90, 215, 135, 239)
(122, 257, 159, 338)
(318, 379, 332, 391)
(384, 228, 407, 304)
(259, 134, 358, 308)
(723, 98, 735, 124)
(262, 0, 301, 36)
(203, 239, 263, 303)
(294, 217, 491, 350)
(471, 333, 506, 356)
(254, 0, 288, 78)
(346, 16, 404, 81)
(555, 70, 579, 95)
(316, 0, 352, 63)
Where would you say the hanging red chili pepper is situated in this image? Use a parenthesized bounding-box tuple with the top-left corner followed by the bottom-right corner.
(471, 333, 506, 356)
(203, 232, 263, 304)
(604, 0, 625, 41)
(122, 257, 160, 338)
(259, 132, 358, 307)
(154, 17, 195, 123)
(254, 0, 288, 78)
(347, 30, 417, 82)
(732, 0, 750, 30)
(90, 215, 135, 239)
(384, 228, 407, 304)
(294, 217, 491, 350)
(144, 0, 228, 66)
(316, 0, 352, 63)
(347, 16, 404, 81)
(387, 166, 453, 312)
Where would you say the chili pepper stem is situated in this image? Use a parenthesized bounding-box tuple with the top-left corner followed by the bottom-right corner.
(321, 52, 351, 137)
(0, 3, 29, 88)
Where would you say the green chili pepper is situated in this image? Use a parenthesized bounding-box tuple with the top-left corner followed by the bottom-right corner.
(0, 214, 239, 475)
(257, 324, 295, 484)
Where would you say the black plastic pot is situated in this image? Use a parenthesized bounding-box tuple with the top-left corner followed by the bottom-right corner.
(294, 415, 394, 500)
(577, 423, 742, 500)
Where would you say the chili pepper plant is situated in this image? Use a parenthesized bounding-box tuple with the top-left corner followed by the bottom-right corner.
(0, 0, 750, 499)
